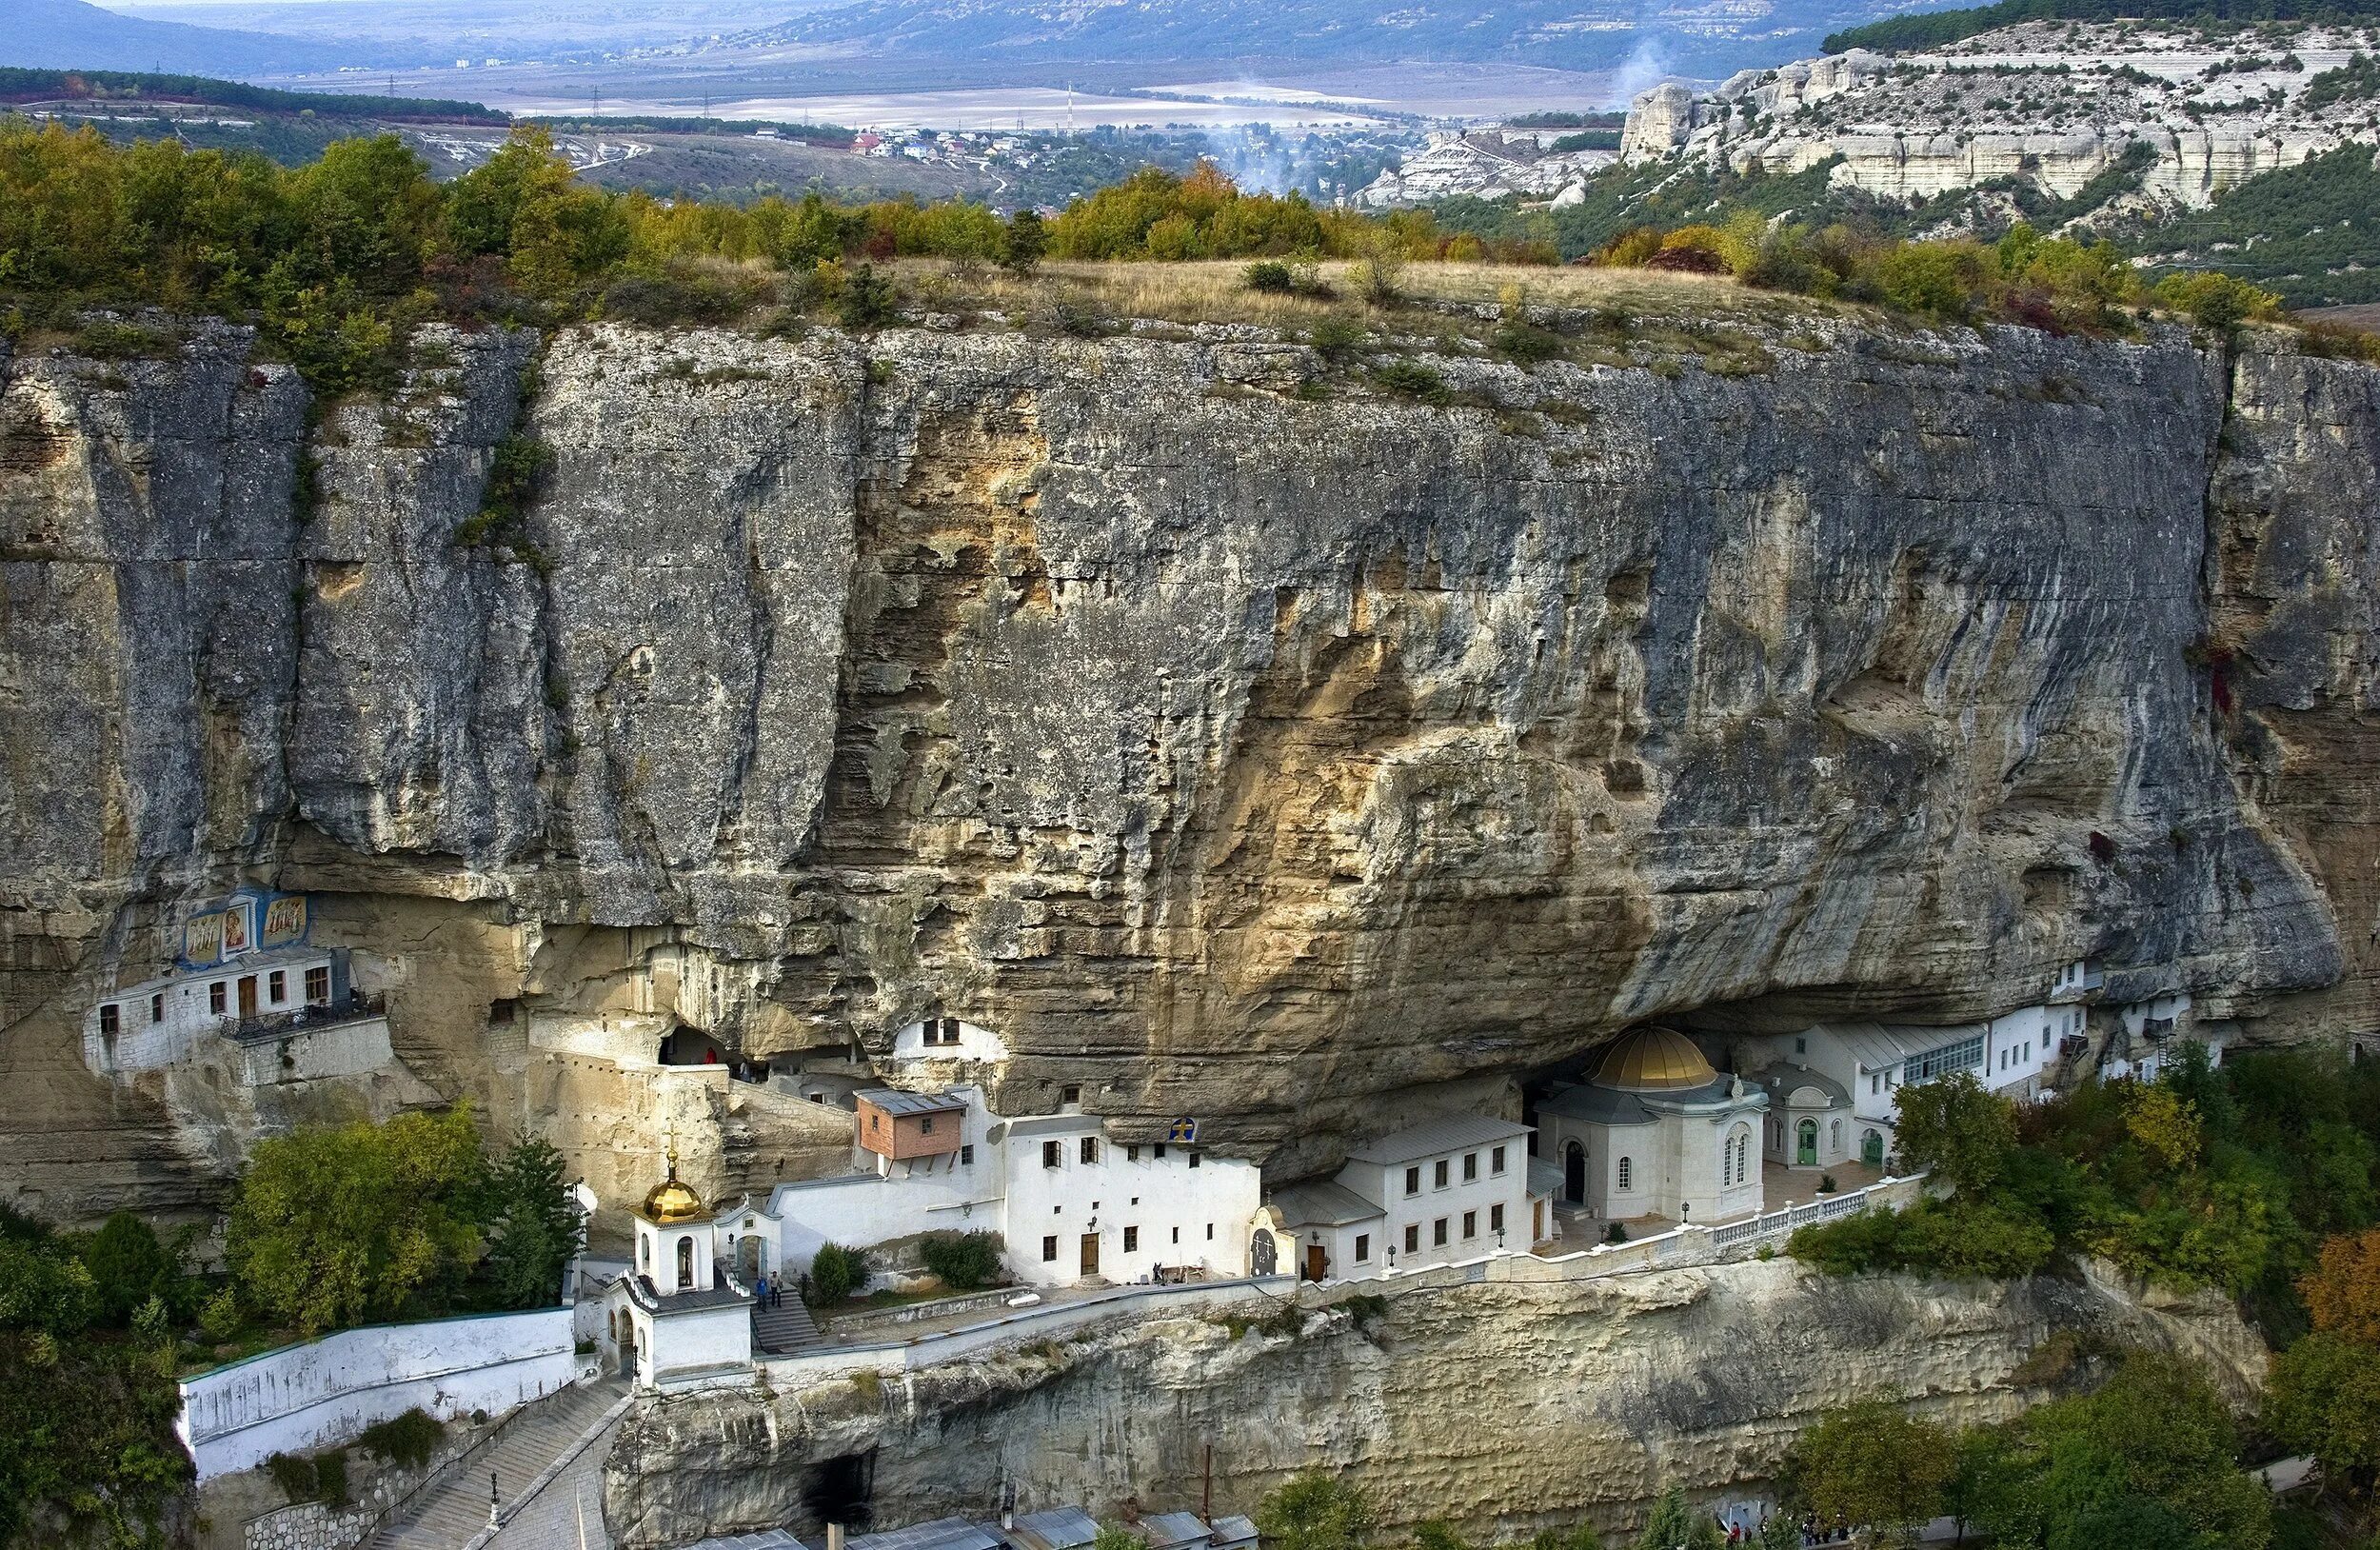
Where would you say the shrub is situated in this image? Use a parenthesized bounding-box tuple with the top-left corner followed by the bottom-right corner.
(1492, 320, 1563, 363)
(1605, 1222, 1629, 1244)
(2153, 271, 2283, 329)
(265, 1451, 318, 1502)
(1370, 359, 1450, 405)
(807, 1242, 865, 1305)
(314, 1448, 349, 1508)
(1258, 1469, 1373, 1550)
(79, 1211, 180, 1326)
(357, 1407, 446, 1471)
(999, 209, 1046, 275)
(835, 263, 899, 330)
(919, 1231, 1002, 1291)
(1244, 260, 1295, 293)
(198, 1285, 244, 1344)
(1308, 317, 1366, 361)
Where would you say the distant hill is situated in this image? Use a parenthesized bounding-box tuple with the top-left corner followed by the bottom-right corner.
(0, 66, 499, 119)
(8, 0, 347, 75)
(1825, 0, 2380, 53)
(725, 0, 2000, 77)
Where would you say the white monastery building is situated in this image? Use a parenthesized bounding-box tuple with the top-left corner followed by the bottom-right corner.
(1268, 1113, 1556, 1281)
(1532, 1027, 1768, 1224)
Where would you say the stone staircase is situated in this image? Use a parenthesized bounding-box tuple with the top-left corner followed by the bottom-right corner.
(374, 1378, 628, 1550)
(751, 1294, 822, 1354)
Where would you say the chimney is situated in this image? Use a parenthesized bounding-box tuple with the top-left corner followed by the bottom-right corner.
(829, 1525, 845, 1550)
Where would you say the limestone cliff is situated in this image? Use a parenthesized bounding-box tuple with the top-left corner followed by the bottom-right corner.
(3, 306, 2375, 1218)
(597, 1260, 2269, 1548)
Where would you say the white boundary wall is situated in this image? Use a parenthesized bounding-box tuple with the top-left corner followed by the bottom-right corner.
(178, 1307, 577, 1482)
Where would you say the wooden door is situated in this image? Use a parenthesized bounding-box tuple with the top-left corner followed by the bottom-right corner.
(1303, 1243, 1326, 1281)
(1079, 1232, 1099, 1278)
(237, 976, 258, 1019)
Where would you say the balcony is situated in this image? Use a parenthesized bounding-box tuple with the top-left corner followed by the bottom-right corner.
(2139, 1016, 2176, 1043)
(223, 991, 387, 1043)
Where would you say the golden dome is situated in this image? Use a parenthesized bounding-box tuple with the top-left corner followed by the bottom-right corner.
(642, 1153, 706, 1224)
(1593, 1026, 1718, 1092)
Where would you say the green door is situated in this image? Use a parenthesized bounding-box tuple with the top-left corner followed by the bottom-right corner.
(1796, 1119, 1818, 1166)
(1861, 1129, 1884, 1167)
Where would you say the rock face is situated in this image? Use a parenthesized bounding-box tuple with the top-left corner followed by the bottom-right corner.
(2, 308, 2376, 1218)
(599, 1260, 2269, 1548)
(1619, 23, 2377, 212)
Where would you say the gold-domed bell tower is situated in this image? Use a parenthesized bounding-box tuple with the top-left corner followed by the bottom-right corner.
(633, 1145, 718, 1295)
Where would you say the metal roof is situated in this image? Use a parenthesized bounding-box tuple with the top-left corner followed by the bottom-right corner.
(1271, 1178, 1385, 1228)
(1752, 1062, 1852, 1107)
(848, 1520, 1005, 1550)
(1345, 1113, 1532, 1165)
(678, 1531, 811, 1550)
(1006, 1509, 1101, 1550)
(1139, 1514, 1212, 1550)
(856, 1088, 968, 1116)
(1002, 1113, 1102, 1139)
(1209, 1518, 1259, 1550)
(1527, 1158, 1564, 1197)
(1534, 1083, 1656, 1126)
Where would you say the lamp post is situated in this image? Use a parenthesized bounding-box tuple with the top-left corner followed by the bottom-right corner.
(488, 1471, 501, 1529)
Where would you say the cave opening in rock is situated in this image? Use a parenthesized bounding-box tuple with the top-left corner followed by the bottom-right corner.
(803, 1449, 877, 1530)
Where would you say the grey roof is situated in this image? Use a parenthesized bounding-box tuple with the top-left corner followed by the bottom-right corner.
(678, 1531, 810, 1550)
(856, 1088, 968, 1116)
(849, 1520, 1004, 1550)
(1271, 1178, 1384, 1228)
(1209, 1518, 1259, 1550)
(1002, 1113, 1102, 1139)
(622, 1272, 751, 1315)
(1345, 1113, 1532, 1165)
(1140, 1515, 1212, 1550)
(1527, 1158, 1564, 1197)
(1007, 1509, 1101, 1550)
(1753, 1062, 1851, 1108)
(1535, 1083, 1656, 1126)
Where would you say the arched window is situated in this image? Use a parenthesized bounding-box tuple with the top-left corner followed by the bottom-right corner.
(1616, 1157, 1634, 1191)
(676, 1235, 694, 1291)
(1830, 1119, 1842, 1152)
(639, 1233, 651, 1269)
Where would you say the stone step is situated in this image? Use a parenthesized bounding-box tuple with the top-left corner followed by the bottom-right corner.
(372, 1379, 628, 1550)
(752, 1295, 821, 1354)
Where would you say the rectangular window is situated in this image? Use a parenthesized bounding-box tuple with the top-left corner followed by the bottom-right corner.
(1433, 1160, 1449, 1189)
(922, 1115, 936, 1133)
(1906, 1033, 1986, 1083)
(1403, 1224, 1419, 1254)
(1081, 1136, 1099, 1164)
(1795, 1035, 1807, 1054)
(1124, 1225, 1139, 1252)
(961, 1144, 975, 1165)
(1491, 1203, 1505, 1233)
(268, 970, 287, 1005)
(1043, 1141, 1062, 1169)
(1126, 1144, 1140, 1162)
(1206, 1222, 1214, 1241)
(1433, 1219, 1449, 1247)
(1061, 1083, 1081, 1103)
(1189, 1151, 1201, 1168)
(1492, 1145, 1507, 1176)
(1355, 1234, 1371, 1262)
(100, 1003, 119, 1036)
(149, 993, 164, 1023)
(1463, 1153, 1478, 1182)
(304, 966, 329, 1005)
(1462, 1211, 1477, 1239)
(1871, 1074, 1882, 1096)
(209, 982, 227, 1015)
(1404, 1166, 1420, 1197)
(1041, 1236, 1058, 1262)
(1172, 1226, 1180, 1243)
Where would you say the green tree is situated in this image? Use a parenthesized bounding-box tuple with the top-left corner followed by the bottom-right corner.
(1257, 1470, 1374, 1550)
(1893, 1074, 2017, 1192)
(227, 1106, 486, 1335)
(2266, 1332, 2380, 1500)
(1636, 1487, 1721, 1550)
(1780, 1401, 1956, 1542)
(75, 1211, 179, 1327)
(806, 1242, 866, 1306)
(475, 1138, 584, 1309)
(1092, 1526, 1141, 1550)
(1413, 1521, 1470, 1550)
(1000, 209, 1047, 274)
